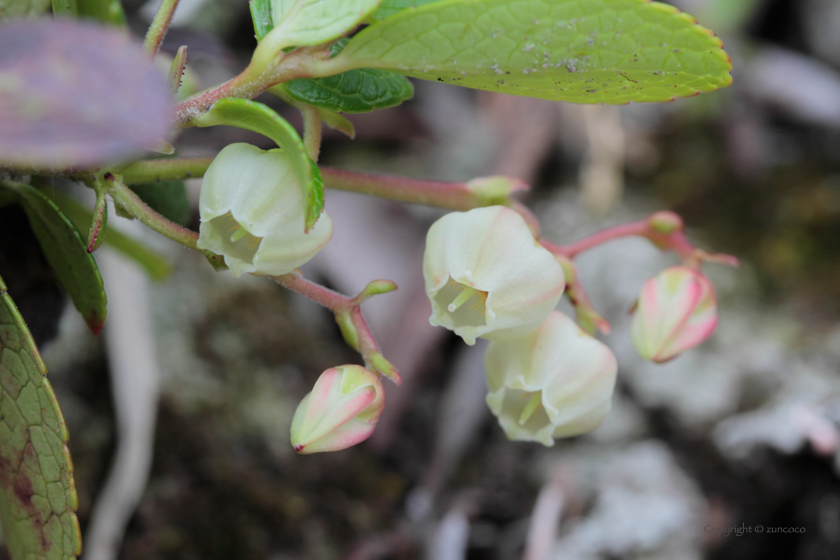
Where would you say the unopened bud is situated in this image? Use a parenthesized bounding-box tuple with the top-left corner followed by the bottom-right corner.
(647, 211, 683, 235)
(630, 266, 718, 363)
(465, 176, 528, 204)
(290, 365, 384, 454)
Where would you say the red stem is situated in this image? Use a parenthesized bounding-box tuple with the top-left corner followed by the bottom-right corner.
(320, 167, 483, 210)
(271, 272, 350, 311)
(542, 219, 652, 258)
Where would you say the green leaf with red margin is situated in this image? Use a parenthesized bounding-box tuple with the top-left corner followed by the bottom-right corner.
(0, 272, 82, 560)
(0, 181, 107, 335)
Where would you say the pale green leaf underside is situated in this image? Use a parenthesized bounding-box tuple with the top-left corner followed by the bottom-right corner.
(0, 275, 81, 560)
(334, 0, 732, 104)
(269, 0, 381, 48)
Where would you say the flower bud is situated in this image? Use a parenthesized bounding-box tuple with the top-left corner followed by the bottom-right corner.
(197, 143, 333, 277)
(484, 311, 617, 446)
(423, 206, 565, 345)
(630, 266, 718, 363)
(464, 176, 528, 204)
(290, 365, 384, 454)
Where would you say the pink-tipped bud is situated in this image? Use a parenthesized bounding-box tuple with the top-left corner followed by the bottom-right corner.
(630, 266, 718, 363)
(290, 365, 384, 454)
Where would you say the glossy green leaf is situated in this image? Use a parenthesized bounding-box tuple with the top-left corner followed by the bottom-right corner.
(130, 181, 191, 227)
(283, 68, 414, 113)
(194, 98, 325, 231)
(369, 0, 439, 21)
(0, 273, 82, 560)
(0, 0, 50, 19)
(1, 182, 107, 334)
(325, 0, 732, 104)
(76, 0, 126, 25)
(51, 192, 172, 281)
(264, 0, 381, 49)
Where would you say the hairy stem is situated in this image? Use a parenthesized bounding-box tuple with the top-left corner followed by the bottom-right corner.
(143, 0, 181, 56)
(173, 46, 326, 126)
(100, 172, 225, 267)
(121, 157, 214, 184)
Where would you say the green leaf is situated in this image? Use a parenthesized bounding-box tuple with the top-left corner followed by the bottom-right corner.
(194, 98, 325, 232)
(0, 273, 82, 560)
(327, 0, 732, 104)
(76, 0, 127, 25)
(264, 0, 381, 49)
(282, 68, 414, 113)
(130, 181, 191, 227)
(51, 192, 172, 281)
(51, 0, 76, 17)
(1, 182, 107, 334)
(250, 0, 273, 40)
(369, 0, 439, 21)
(0, 0, 50, 19)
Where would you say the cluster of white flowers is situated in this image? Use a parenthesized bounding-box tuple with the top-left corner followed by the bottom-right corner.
(197, 147, 720, 452)
(423, 206, 618, 446)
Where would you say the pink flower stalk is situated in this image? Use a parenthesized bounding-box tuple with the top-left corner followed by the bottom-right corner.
(290, 365, 384, 454)
(630, 266, 718, 363)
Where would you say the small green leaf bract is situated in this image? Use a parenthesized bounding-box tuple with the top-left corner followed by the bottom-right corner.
(334, 0, 733, 104)
(266, 0, 381, 49)
(0, 274, 82, 560)
(196, 99, 325, 231)
(2, 182, 107, 334)
(283, 69, 414, 113)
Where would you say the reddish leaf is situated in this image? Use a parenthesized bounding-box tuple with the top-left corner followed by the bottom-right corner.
(0, 19, 171, 170)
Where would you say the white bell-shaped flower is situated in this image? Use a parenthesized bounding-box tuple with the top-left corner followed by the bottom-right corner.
(197, 143, 333, 277)
(423, 206, 565, 345)
(485, 311, 617, 446)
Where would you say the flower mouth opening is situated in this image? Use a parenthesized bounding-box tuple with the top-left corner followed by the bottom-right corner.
(210, 212, 264, 264)
(502, 389, 552, 433)
(433, 277, 489, 328)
